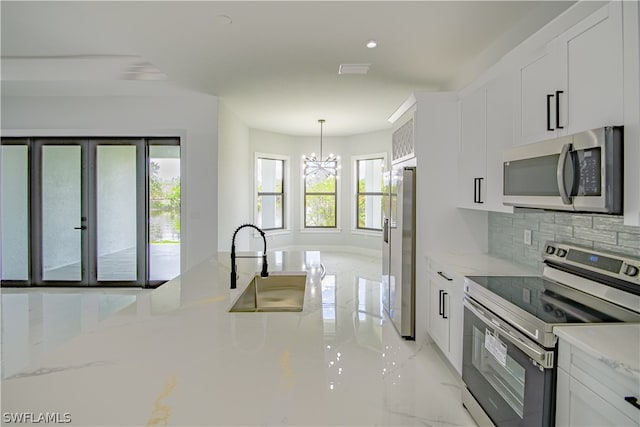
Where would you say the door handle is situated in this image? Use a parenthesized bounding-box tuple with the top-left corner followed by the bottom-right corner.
(438, 290, 444, 316)
(383, 218, 389, 243)
(477, 178, 484, 204)
(73, 226, 87, 230)
(546, 94, 554, 131)
(555, 90, 564, 129)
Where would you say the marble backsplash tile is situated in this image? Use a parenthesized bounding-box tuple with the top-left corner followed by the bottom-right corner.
(488, 211, 640, 272)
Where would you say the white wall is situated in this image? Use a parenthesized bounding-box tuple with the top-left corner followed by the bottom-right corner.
(1, 93, 219, 273)
(217, 102, 252, 251)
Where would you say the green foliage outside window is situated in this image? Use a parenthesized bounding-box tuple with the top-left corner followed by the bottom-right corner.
(305, 173, 336, 227)
(149, 161, 181, 241)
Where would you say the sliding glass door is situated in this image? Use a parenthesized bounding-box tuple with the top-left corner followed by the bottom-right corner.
(0, 137, 180, 287)
(40, 141, 87, 284)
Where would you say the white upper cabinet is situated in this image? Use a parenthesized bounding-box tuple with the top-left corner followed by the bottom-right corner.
(515, 2, 623, 146)
(458, 87, 486, 210)
(564, 1, 623, 134)
(485, 74, 516, 213)
(458, 74, 515, 213)
(518, 39, 566, 145)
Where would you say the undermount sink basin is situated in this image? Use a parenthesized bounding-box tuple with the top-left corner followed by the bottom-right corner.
(229, 273, 307, 312)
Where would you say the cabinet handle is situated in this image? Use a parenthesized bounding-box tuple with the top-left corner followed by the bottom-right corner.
(546, 94, 554, 131)
(437, 271, 453, 281)
(473, 178, 478, 203)
(442, 292, 448, 319)
(555, 90, 564, 129)
(438, 290, 444, 316)
(473, 178, 484, 204)
(625, 396, 640, 410)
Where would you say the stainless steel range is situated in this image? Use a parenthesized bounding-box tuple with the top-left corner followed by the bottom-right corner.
(461, 241, 640, 427)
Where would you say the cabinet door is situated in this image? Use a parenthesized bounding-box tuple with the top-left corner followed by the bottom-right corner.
(556, 368, 636, 427)
(428, 277, 449, 354)
(458, 88, 487, 209)
(517, 39, 565, 145)
(565, 2, 623, 135)
(485, 74, 516, 213)
(446, 283, 463, 376)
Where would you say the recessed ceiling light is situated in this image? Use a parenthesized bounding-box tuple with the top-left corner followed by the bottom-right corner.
(366, 40, 378, 49)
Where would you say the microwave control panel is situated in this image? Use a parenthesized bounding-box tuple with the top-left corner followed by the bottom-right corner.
(575, 148, 601, 196)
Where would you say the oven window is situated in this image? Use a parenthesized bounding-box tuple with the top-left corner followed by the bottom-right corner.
(471, 325, 526, 418)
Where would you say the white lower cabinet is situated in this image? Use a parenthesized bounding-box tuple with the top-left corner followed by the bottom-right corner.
(556, 339, 640, 426)
(427, 258, 464, 375)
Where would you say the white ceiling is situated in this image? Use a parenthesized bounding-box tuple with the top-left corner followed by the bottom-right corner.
(1, 1, 575, 136)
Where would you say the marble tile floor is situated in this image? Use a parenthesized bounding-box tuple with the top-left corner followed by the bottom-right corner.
(1, 250, 477, 426)
(42, 244, 180, 282)
(1, 288, 152, 379)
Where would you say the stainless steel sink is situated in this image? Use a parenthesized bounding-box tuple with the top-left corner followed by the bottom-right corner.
(229, 273, 307, 312)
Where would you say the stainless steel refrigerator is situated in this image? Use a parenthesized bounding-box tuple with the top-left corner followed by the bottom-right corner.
(382, 157, 416, 339)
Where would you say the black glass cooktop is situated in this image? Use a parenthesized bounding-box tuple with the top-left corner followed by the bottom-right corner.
(466, 275, 637, 324)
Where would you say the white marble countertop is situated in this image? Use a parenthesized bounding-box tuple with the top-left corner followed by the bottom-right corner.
(425, 250, 539, 277)
(554, 323, 640, 382)
(1, 250, 476, 427)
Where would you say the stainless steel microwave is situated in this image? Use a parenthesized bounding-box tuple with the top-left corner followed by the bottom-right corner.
(503, 126, 623, 214)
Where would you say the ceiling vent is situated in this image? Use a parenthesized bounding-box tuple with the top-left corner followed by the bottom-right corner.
(338, 64, 370, 75)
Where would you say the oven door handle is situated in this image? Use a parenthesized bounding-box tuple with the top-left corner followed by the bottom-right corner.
(464, 297, 555, 369)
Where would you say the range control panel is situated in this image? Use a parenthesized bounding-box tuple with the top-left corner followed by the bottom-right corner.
(542, 241, 640, 286)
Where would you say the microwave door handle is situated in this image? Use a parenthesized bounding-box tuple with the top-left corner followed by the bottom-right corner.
(557, 143, 572, 205)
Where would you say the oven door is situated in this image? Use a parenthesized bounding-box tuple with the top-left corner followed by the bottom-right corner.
(462, 298, 556, 427)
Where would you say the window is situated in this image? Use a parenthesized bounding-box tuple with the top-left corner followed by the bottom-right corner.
(355, 157, 385, 231)
(256, 156, 285, 230)
(304, 163, 337, 228)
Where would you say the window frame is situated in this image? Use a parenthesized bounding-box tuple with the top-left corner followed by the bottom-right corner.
(254, 153, 288, 232)
(302, 159, 339, 229)
(352, 153, 387, 233)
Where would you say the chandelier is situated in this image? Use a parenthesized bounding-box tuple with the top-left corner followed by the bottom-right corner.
(303, 119, 340, 178)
